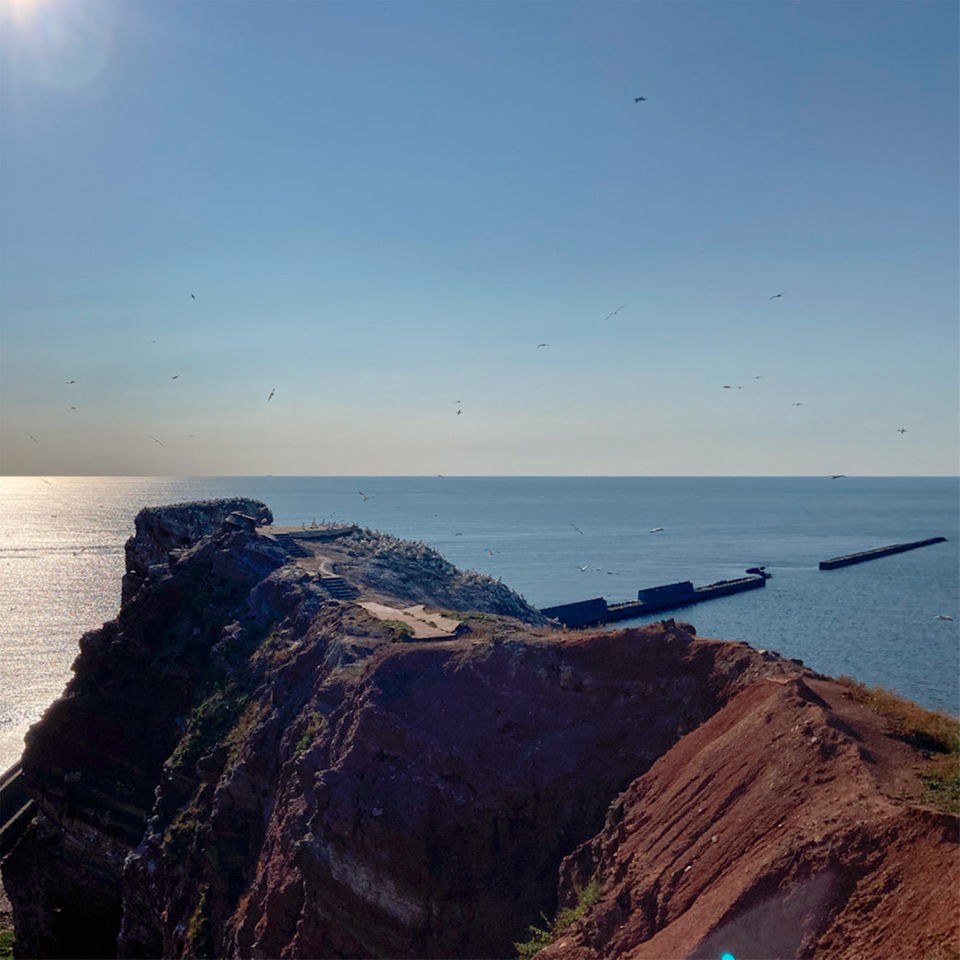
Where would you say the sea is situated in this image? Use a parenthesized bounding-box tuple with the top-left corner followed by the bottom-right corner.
(1, 476, 957, 773)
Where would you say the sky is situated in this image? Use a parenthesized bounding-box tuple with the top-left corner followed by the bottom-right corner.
(0, 0, 957, 477)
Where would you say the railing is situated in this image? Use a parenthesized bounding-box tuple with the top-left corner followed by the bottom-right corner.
(0, 761, 34, 857)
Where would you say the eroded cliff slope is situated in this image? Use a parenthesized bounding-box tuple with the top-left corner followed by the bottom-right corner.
(2, 501, 956, 959)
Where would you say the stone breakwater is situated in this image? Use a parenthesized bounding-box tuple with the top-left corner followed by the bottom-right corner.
(2, 501, 957, 959)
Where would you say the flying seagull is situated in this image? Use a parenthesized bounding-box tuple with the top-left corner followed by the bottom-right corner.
(634, 96, 646, 102)
(190, 294, 196, 300)
(267, 388, 275, 401)
(792, 402, 804, 406)
(569, 523, 584, 535)
(828, 475, 847, 480)
(25, 432, 38, 443)
(650, 527, 664, 533)
(358, 490, 371, 501)
(935, 614, 955, 621)
(897, 427, 907, 434)
(149, 435, 164, 447)
(603, 305, 626, 320)
(66, 379, 76, 384)
(456, 408, 462, 416)
(537, 343, 549, 348)
(171, 375, 179, 380)
(769, 292, 785, 299)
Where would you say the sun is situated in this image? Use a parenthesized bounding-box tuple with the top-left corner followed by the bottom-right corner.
(2, 0, 49, 26)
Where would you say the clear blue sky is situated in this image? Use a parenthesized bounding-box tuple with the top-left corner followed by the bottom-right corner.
(1, 0, 957, 476)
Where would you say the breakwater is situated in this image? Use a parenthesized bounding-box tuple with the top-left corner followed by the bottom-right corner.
(819, 537, 948, 570)
(541, 573, 768, 629)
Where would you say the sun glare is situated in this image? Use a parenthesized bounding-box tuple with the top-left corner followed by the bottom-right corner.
(2, 0, 117, 88)
(2, 0, 47, 26)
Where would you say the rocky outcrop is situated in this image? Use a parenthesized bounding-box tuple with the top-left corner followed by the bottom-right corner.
(2, 502, 956, 959)
(121, 498, 273, 603)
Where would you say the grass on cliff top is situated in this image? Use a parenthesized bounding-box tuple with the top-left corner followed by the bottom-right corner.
(837, 676, 960, 814)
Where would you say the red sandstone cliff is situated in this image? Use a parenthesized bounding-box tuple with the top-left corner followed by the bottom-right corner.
(2, 502, 956, 959)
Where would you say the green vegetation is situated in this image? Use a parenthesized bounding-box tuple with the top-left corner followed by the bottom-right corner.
(838, 676, 960, 814)
(294, 711, 326, 757)
(185, 885, 213, 958)
(515, 878, 602, 960)
(381, 619, 414, 638)
(0, 927, 14, 960)
(168, 682, 251, 771)
(919, 758, 960, 815)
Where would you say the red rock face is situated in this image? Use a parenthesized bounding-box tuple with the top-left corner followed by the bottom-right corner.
(4, 503, 956, 960)
(214, 626, 794, 959)
(538, 676, 959, 960)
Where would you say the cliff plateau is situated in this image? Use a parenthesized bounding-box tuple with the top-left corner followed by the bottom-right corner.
(2, 500, 956, 959)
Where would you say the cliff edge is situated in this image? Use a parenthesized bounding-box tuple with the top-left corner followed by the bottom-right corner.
(2, 501, 956, 959)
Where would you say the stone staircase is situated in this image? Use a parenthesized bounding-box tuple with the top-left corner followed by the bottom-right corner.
(270, 533, 312, 559)
(319, 576, 359, 600)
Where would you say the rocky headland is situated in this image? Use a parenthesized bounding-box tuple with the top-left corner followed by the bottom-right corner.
(2, 499, 957, 959)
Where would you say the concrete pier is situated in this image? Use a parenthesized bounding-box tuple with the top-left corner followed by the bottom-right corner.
(819, 537, 947, 570)
(541, 573, 768, 629)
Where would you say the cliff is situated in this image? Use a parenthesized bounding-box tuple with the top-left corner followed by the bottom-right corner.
(2, 501, 956, 959)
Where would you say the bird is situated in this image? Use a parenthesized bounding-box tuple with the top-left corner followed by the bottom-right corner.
(267, 388, 275, 402)
(723, 385, 732, 389)
(650, 527, 664, 533)
(753, 375, 763, 380)
(792, 402, 804, 407)
(634, 96, 646, 102)
(828, 475, 847, 480)
(70, 406, 77, 411)
(66, 379, 76, 384)
(537, 343, 549, 348)
(25, 432, 38, 443)
(190, 294, 196, 300)
(171, 375, 179, 380)
(358, 491, 371, 501)
(456, 408, 462, 416)
(149, 435, 164, 447)
(769, 292, 785, 299)
(935, 614, 955, 621)
(603, 305, 626, 320)
(897, 427, 907, 434)
(452, 399, 462, 404)
(570, 523, 584, 535)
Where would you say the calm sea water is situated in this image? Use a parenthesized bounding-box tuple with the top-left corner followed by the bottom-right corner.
(1, 476, 957, 771)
